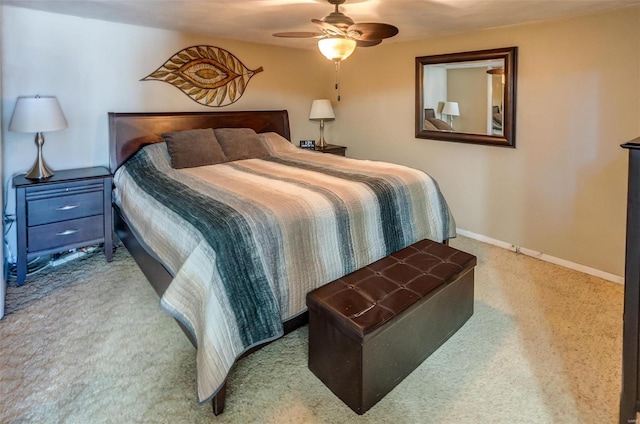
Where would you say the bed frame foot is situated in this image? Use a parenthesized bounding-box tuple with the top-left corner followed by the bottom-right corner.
(212, 381, 227, 415)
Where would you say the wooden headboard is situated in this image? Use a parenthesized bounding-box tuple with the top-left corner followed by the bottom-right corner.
(108, 110, 291, 173)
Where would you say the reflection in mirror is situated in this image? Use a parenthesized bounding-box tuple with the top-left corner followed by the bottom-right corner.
(416, 47, 517, 147)
(424, 59, 504, 135)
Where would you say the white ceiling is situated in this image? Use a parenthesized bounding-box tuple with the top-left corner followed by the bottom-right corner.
(2, 0, 638, 49)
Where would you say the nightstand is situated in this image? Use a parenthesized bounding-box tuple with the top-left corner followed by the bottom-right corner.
(13, 166, 113, 286)
(315, 144, 347, 156)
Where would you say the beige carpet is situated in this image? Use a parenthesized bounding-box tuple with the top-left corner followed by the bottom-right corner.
(0, 236, 624, 423)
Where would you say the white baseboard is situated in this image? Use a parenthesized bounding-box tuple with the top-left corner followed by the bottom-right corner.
(456, 228, 624, 285)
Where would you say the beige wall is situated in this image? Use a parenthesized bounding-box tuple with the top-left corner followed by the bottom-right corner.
(448, 67, 488, 134)
(335, 6, 640, 276)
(1, 6, 334, 260)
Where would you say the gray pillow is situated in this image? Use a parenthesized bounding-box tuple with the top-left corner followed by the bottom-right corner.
(214, 128, 271, 161)
(423, 120, 439, 131)
(427, 118, 454, 131)
(162, 128, 228, 169)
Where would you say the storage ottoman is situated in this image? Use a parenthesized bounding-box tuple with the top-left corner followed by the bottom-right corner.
(306, 239, 476, 414)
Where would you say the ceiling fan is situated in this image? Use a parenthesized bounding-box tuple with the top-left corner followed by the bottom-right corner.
(273, 0, 399, 62)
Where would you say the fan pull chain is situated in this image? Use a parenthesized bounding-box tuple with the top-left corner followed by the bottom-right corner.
(335, 61, 342, 102)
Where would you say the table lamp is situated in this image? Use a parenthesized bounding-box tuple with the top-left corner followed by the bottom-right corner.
(9, 95, 67, 180)
(441, 101, 460, 129)
(309, 99, 335, 148)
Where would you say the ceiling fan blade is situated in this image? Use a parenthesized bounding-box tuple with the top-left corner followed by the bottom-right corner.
(273, 31, 324, 38)
(356, 39, 382, 47)
(347, 23, 399, 41)
(312, 18, 345, 36)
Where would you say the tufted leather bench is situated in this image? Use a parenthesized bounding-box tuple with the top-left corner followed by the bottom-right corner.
(306, 239, 476, 414)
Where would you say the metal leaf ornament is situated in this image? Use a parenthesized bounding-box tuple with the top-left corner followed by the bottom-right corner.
(142, 45, 263, 107)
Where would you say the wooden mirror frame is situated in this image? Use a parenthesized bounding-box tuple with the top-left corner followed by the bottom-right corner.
(415, 47, 518, 148)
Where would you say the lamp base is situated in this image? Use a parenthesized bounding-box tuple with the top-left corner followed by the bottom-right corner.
(25, 160, 54, 180)
(25, 132, 54, 180)
(317, 119, 328, 148)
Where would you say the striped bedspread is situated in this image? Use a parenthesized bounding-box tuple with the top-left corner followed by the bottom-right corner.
(113, 132, 455, 404)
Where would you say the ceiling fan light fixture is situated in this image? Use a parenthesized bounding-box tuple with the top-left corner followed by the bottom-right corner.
(318, 37, 356, 62)
(486, 68, 504, 75)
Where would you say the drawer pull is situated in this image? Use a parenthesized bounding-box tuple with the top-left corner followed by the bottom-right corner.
(56, 229, 80, 236)
(55, 204, 80, 211)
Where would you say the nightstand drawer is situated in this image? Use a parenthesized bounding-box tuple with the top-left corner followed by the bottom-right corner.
(28, 215, 104, 252)
(28, 191, 103, 226)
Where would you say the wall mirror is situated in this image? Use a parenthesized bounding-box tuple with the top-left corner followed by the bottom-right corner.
(415, 47, 517, 147)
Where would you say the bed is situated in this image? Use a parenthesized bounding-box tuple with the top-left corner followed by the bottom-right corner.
(108, 110, 456, 414)
(423, 108, 454, 131)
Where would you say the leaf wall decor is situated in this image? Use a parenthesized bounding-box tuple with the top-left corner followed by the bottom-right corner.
(141, 45, 263, 107)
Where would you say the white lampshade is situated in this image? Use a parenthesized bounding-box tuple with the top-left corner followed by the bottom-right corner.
(309, 99, 335, 121)
(309, 99, 335, 148)
(442, 101, 460, 117)
(9, 95, 67, 180)
(9, 96, 67, 133)
(318, 37, 357, 62)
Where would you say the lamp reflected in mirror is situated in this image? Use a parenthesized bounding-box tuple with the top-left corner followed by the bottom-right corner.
(441, 102, 460, 129)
